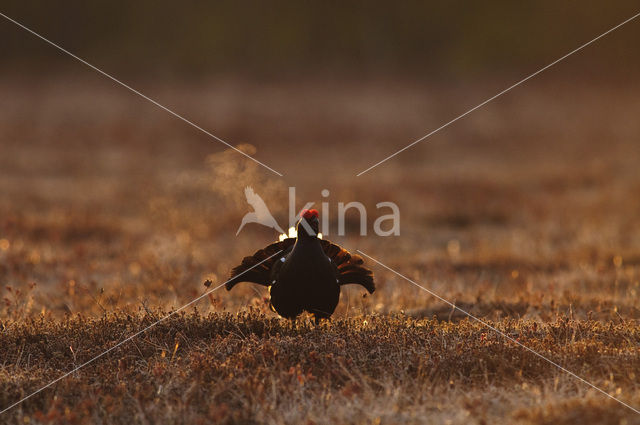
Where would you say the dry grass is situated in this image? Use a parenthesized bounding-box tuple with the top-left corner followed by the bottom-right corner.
(1, 76, 640, 424)
(1, 311, 639, 424)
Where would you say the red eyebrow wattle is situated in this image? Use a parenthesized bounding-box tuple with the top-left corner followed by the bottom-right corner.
(301, 209, 319, 219)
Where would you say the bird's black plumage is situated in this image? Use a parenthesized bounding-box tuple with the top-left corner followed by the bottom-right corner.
(226, 212, 374, 322)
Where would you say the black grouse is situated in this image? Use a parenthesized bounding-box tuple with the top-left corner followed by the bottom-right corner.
(226, 209, 375, 323)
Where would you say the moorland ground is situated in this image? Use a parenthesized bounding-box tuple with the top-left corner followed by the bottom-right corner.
(1, 76, 640, 424)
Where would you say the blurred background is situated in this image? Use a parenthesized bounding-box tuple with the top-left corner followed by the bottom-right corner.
(3, 1, 640, 77)
(1, 2, 639, 319)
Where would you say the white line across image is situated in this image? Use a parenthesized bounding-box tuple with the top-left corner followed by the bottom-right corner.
(0, 250, 284, 415)
(357, 249, 640, 415)
(0, 11, 283, 177)
(356, 10, 640, 176)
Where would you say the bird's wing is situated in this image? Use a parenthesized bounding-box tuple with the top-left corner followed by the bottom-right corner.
(244, 187, 270, 215)
(226, 238, 296, 290)
(243, 187, 282, 230)
(319, 239, 375, 294)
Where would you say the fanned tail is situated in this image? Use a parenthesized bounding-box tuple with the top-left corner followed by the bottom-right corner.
(225, 237, 374, 294)
(336, 257, 375, 293)
(319, 240, 375, 294)
(226, 239, 296, 290)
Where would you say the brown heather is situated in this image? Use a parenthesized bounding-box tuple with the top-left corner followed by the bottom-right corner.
(2, 311, 640, 424)
(1, 77, 640, 424)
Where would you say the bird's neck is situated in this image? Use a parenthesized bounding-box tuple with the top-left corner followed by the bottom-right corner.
(293, 234, 321, 253)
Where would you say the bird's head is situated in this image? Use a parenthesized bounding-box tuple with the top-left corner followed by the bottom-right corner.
(296, 209, 319, 238)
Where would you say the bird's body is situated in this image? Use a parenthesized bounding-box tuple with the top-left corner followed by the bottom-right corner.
(269, 235, 340, 320)
(226, 209, 374, 322)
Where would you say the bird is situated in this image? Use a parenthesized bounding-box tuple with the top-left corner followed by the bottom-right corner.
(236, 186, 285, 236)
(225, 209, 375, 323)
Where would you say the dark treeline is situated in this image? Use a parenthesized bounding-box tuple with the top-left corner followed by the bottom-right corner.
(1, 1, 639, 78)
